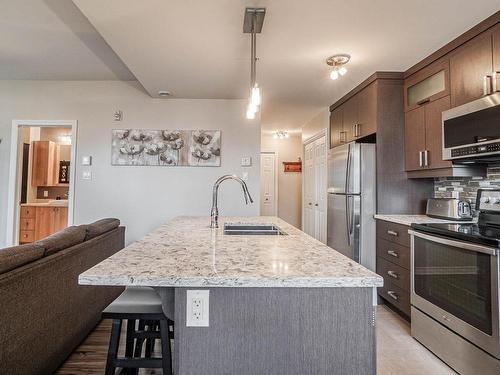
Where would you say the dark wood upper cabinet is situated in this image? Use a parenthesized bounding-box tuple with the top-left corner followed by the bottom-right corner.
(342, 96, 358, 142)
(493, 24, 500, 91)
(357, 82, 377, 137)
(404, 59, 450, 112)
(404, 107, 426, 171)
(450, 32, 493, 107)
(424, 96, 452, 170)
(329, 107, 343, 148)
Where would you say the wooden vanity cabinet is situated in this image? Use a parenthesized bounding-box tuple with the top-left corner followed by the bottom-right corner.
(31, 141, 56, 187)
(20, 205, 68, 243)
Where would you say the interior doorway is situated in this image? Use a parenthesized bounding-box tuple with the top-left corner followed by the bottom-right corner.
(302, 130, 327, 243)
(260, 152, 278, 216)
(6, 120, 78, 246)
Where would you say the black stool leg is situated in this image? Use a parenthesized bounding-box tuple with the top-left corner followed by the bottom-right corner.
(133, 320, 146, 358)
(105, 319, 122, 375)
(125, 319, 137, 375)
(160, 319, 173, 375)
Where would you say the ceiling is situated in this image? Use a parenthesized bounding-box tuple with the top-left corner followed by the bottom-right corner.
(3, 1, 500, 131)
(0, 0, 134, 80)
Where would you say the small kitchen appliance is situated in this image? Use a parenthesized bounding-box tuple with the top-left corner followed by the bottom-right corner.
(426, 198, 472, 220)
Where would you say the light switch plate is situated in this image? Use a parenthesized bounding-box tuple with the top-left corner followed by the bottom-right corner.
(82, 156, 92, 166)
(82, 170, 92, 180)
(186, 290, 209, 327)
(241, 157, 252, 167)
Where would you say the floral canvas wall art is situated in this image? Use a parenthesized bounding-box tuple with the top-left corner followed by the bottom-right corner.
(111, 129, 221, 166)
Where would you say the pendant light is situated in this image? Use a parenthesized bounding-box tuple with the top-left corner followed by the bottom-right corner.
(244, 8, 266, 119)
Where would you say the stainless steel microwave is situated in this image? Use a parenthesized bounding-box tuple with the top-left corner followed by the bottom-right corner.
(442, 92, 500, 162)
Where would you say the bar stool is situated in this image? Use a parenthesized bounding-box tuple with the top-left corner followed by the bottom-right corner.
(102, 287, 174, 375)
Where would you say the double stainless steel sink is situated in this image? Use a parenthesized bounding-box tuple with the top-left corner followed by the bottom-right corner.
(223, 223, 287, 236)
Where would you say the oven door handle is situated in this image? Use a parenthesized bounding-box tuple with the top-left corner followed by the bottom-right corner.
(409, 230, 498, 256)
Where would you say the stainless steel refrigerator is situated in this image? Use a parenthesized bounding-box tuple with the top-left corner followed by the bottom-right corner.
(327, 142, 376, 272)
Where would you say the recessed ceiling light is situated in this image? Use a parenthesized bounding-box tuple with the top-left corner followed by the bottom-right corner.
(158, 90, 171, 97)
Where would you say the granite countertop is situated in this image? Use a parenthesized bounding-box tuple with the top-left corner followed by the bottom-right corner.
(374, 214, 476, 226)
(79, 216, 383, 288)
(21, 201, 68, 207)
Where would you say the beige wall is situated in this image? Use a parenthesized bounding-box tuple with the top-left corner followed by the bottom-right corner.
(302, 109, 329, 143)
(0, 80, 261, 246)
(261, 132, 302, 228)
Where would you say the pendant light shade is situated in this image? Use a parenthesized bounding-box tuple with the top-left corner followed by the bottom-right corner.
(243, 8, 266, 119)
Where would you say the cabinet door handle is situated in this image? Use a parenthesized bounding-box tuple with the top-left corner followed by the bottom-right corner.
(387, 250, 399, 258)
(423, 150, 429, 167)
(387, 230, 398, 237)
(494, 72, 500, 93)
(353, 124, 357, 137)
(387, 291, 399, 301)
(418, 151, 423, 167)
(387, 270, 399, 279)
(483, 75, 493, 96)
(416, 98, 430, 106)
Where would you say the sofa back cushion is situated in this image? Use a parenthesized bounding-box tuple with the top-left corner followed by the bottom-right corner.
(0, 243, 45, 274)
(36, 226, 87, 256)
(84, 218, 121, 241)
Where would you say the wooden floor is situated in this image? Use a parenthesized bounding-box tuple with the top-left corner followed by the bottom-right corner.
(56, 305, 455, 374)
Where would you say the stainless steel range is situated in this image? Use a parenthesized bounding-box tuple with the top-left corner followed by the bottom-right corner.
(409, 189, 500, 375)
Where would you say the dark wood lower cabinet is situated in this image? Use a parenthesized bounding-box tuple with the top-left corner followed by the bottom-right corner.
(376, 220, 411, 319)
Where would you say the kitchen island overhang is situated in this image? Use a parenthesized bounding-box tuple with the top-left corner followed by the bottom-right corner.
(79, 216, 383, 375)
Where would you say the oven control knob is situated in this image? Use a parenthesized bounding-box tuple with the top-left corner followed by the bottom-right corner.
(494, 198, 500, 204)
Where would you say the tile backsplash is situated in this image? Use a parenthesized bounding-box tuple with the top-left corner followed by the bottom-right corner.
(36, 186, 69, 200)
(434, 167, 500, 210)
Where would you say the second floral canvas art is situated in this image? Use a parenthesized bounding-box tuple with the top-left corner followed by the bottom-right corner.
(111, 129, 221, 166)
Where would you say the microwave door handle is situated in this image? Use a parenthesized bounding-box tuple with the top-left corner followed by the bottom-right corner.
(409, 230, 498, 256)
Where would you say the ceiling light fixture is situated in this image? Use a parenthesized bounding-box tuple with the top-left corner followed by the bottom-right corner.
(243, 7, 266, 119)
(326, 54, 350, 80)
(273, 131, 289, 140)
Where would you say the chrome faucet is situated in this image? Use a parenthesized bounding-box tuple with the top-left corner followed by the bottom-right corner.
(210, 175, 254, 228)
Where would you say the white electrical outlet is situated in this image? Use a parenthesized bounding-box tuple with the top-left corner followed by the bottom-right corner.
(43, 190, 49, 198)
(186, 290, 209, 327)
(82, 170, 92, 180)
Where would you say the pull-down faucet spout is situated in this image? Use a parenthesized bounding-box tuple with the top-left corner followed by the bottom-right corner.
(210, 175, 254, 228)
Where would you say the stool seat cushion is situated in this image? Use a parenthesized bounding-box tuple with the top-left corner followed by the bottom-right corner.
(103, 287, 164, 315)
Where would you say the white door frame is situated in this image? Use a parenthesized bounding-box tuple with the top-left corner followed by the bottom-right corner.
(260, 151, 279, 216)
(301, 129, 328, 240)
(6, 120, 78, 246)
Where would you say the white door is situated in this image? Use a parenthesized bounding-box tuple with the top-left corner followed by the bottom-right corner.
(314, 136, 327, 243)
(303, 135, 327, 243)
(260, 152, 277, 216)
(303, 143, 315, 235)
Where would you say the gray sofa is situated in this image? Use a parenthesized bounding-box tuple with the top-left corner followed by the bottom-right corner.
(0, 219, 125, 375)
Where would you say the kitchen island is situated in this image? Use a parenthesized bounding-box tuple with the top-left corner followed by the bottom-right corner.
(80, 216, 383, 375)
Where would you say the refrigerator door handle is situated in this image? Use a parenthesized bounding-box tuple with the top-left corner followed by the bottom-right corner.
(345, 143, 351, 193)
(345, 195, 351, 246)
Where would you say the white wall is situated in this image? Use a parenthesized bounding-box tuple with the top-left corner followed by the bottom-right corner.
(261, 132, 302, 228)
(302, 109, 329, 143)
(0, 80, 260, 246)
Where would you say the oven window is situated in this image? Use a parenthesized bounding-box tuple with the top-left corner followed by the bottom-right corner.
(443, 105, 500, 148)
(414, 237, 492, 335)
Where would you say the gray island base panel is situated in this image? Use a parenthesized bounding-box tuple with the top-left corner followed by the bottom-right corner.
(79, 216, 382, 375)
(171, 287, 375, 375)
